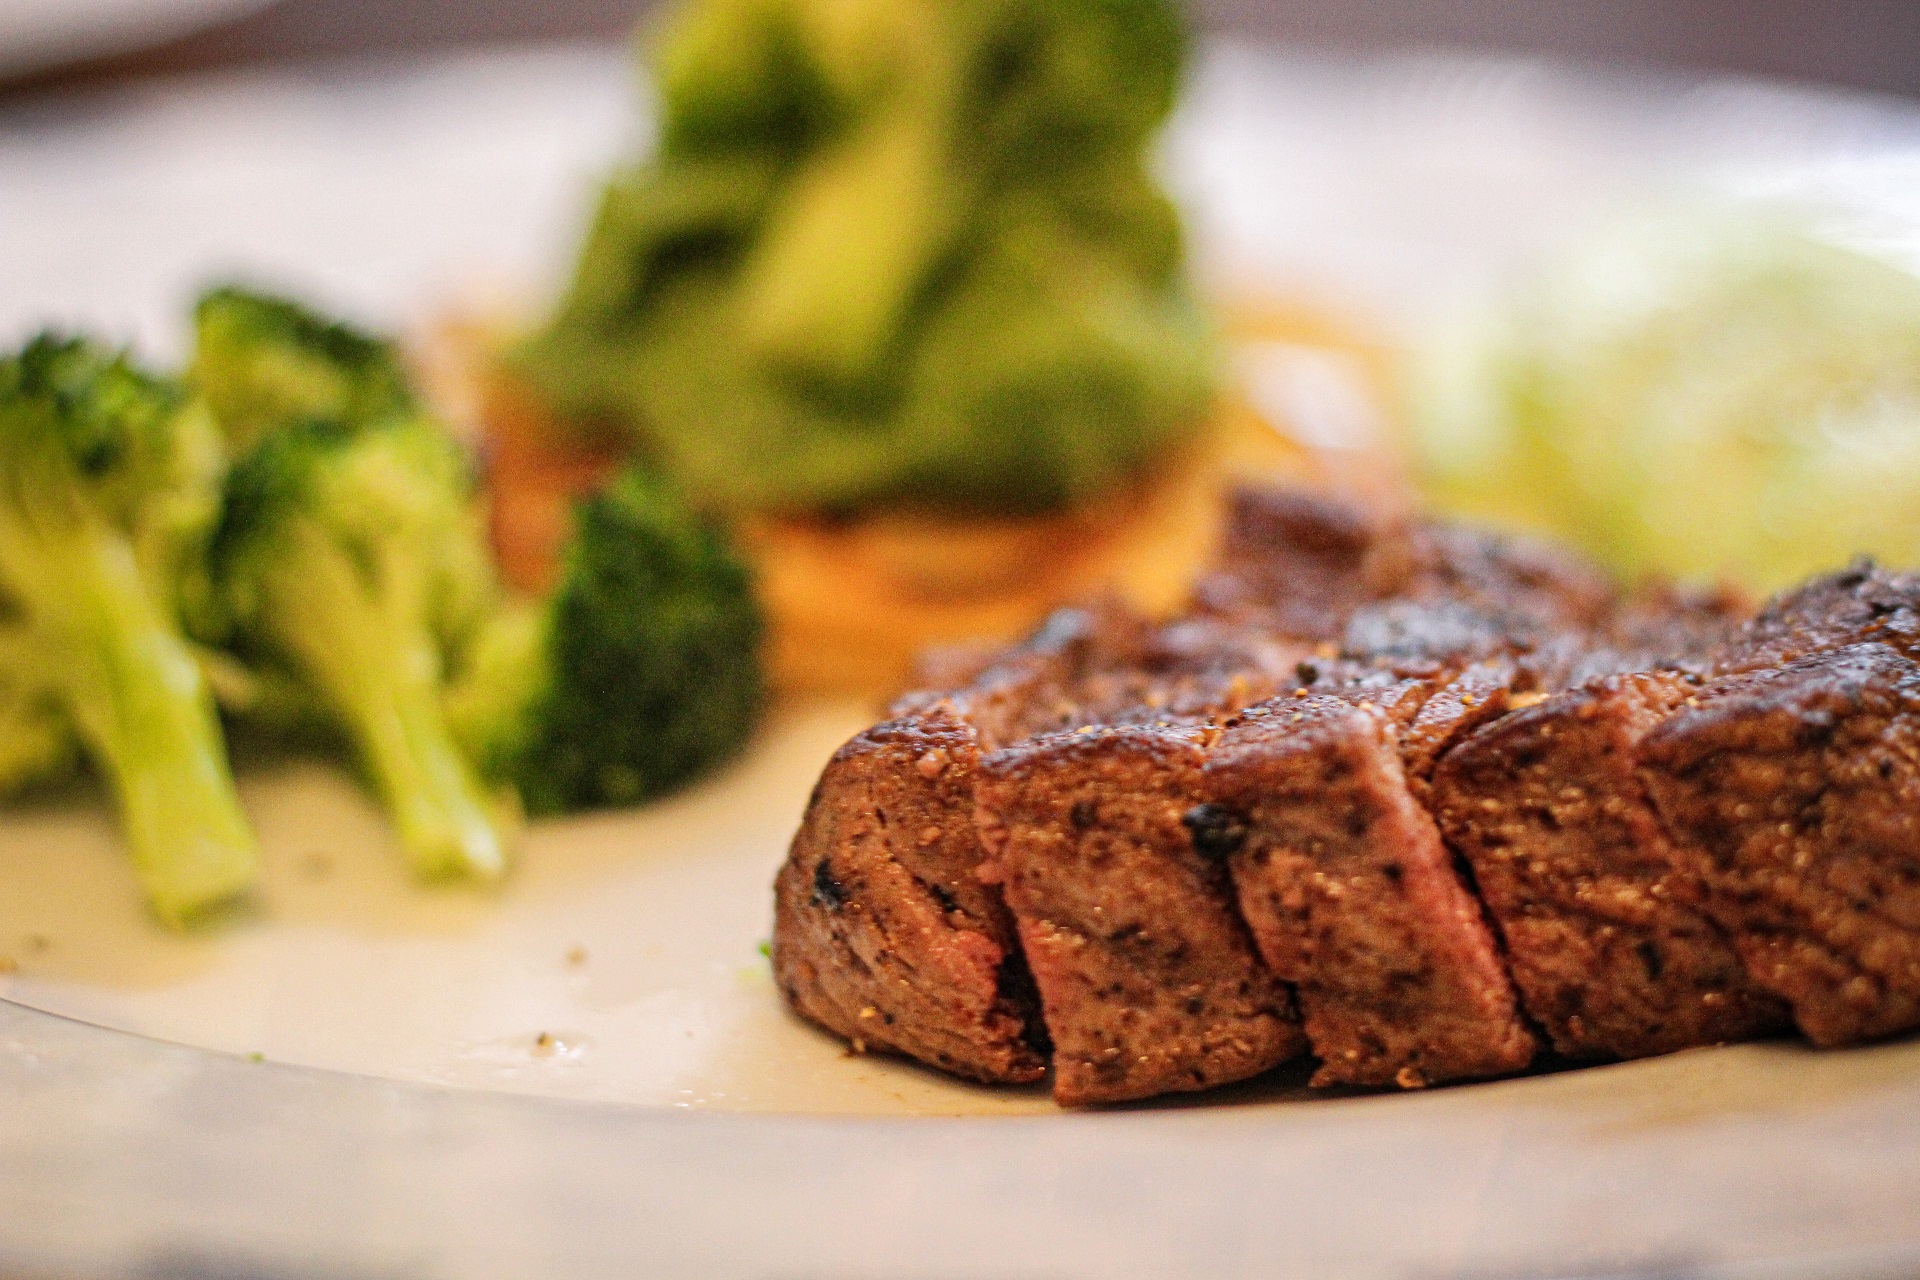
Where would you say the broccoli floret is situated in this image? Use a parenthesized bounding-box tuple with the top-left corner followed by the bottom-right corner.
(0, 334, 258, 924)
(191, 286, 495, 659)
(207, 414, 512, 881)
(194, 288, 512, 882)
(448, 467, 763, 815)
(192, 285, 414, 453)
(516, 0, 1212, 518)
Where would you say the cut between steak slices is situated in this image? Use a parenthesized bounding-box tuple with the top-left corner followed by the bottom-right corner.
(976, 723, 1305, 1104)
(1205, 691, 1536, 1087)
(773, 604, 1136, 1083)
(1432, 671, 1790, 1060)
(774, 487, 1920, 1105)
(1644, 642, 1920, 1046)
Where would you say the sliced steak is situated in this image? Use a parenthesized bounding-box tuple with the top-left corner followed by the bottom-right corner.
(775, 705, 1045, 1081)
(776, 483, 1920, 1104)
(1715, 559, 1920, 676)
(1191, 486, 1399, 637)
(975, 723, 1306, 1105)
(1400, 520, 1619, 642)
(1641, 642, 1920, 1047)
(773, 604, 1133, 1083)
(1432, 671, 1790, 1060)
(1203, 694, 1537, 1088)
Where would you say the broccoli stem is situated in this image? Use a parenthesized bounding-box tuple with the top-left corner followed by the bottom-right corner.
(269, 530, 511, 882)
(342, 641, 510, 883)
(50, 527, 258, 926)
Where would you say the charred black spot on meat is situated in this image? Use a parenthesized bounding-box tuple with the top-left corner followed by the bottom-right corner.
(1835, 558, 1874, 589)
(927, 881, 960, 914)
(1070, 799, 1098, 829)
(811, 858, 848, 910)
(1796, 713, 1838, 748)
(1382, 863, 1404, 885)
(1183, 804, 1248, 860)
(1636, 940, 1665, 982)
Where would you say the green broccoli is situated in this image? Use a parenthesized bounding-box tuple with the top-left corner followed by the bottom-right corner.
(516, 0, 1212, 517)
(193, 289, 511, 882)
(0, 623, 80, 797)
(192, 285, 414, 453)
(447, 466, 764, 816)
(191, 287, 496, 653)
(0, 334, 258, 924)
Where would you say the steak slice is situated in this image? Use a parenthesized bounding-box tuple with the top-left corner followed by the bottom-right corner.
(1190, 486, 1397, 638)
(1432, 671, 1790, 1060)
(1641, 642, 1920, 1047)
(1402, 521, 1619, 637)
(974, 723, 1305, 1105)
(1204, 694, 1537, 1088)
(775, 705, 1045, 1081)
(1715, 558, 1920, 676)
(773, 604, 1134, 1083)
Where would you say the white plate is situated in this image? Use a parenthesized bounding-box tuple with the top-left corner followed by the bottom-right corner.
(0, 0, 274, 78)
(5, 41, 1920, 1278)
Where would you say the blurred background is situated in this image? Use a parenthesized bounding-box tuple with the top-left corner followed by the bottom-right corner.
(8, 0, 1920, 100)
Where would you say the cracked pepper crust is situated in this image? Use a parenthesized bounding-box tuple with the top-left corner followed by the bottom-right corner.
(774, 707, 1047, 1083)
(1643, 643, 1920, 1046)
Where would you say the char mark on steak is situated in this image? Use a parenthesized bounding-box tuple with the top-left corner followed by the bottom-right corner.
(1713, 558, 1920, 676)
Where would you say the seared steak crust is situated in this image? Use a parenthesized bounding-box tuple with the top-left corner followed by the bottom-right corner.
(1714, 558, 1920, 675)
(1641, 642, 1920, 1046)
(1432, 672, 1790, 1060)
(1191, 487, 1394, 636)
(975, 724, 1305, 1105)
